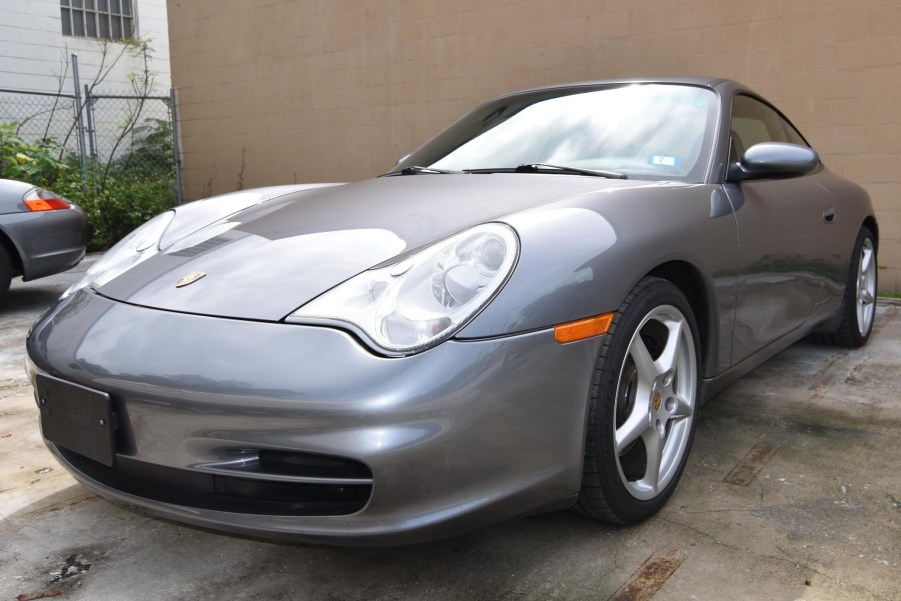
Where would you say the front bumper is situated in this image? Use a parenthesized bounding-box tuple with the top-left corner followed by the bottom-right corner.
(27, 290, 602, 544)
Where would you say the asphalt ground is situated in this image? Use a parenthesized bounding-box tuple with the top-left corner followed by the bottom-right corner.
(1, 258, 899, 601)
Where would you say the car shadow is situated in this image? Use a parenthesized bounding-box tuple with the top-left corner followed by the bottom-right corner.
(2, 277, 71, 319)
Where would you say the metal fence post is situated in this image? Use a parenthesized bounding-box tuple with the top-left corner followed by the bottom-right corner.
(71, 53, 88, 185)
(84, 84, 97, 159)
(170, 87, 184, 205)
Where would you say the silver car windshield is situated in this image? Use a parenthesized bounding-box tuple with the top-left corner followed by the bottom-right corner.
(393, 84, 718, 182)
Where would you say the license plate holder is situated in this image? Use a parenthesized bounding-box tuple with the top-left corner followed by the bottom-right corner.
(36, 373, 115, 467)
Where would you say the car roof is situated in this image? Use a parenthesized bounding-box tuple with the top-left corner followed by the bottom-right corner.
(500, 76, 751, 98)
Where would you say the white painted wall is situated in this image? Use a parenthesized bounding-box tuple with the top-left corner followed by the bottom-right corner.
(0, 0, 171, 95)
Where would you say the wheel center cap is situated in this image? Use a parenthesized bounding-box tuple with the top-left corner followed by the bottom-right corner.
(652, 390, 662, 413)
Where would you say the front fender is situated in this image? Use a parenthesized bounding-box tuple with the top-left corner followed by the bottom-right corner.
(458, 184, 739, 376)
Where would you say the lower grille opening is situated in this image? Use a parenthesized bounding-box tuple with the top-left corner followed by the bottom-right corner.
(205, 448, 373, 481)
(57, 447, 372, 516)
(258, 449, 372, 480)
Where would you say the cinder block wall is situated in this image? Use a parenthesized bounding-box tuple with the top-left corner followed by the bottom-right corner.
(167, 0, 901, 293)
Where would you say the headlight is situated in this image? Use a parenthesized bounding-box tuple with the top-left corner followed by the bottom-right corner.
(287, 223, 519, 355)
(62, 211, 175, 298)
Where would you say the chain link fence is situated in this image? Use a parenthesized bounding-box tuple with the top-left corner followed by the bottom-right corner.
(1, 86, 182, 249)
(86, 93, 177, 187)
(0, 87, 181, 202)
(0, 89, 81, 153)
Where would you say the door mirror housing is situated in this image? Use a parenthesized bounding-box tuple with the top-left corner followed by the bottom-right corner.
(727, 142, 819, 182)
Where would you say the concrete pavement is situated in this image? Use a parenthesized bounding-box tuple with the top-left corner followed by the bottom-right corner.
(0, 261, 898, 600)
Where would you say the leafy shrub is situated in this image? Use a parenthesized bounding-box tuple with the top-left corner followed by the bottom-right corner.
(2, 119, 176, 252)
(118, 118, 173, 177)
(53, 158, 174, 251)
(0, 123, 67, 186)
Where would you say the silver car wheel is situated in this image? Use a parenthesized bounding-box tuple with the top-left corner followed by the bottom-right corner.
(613, 305, 697, 501)
(856, 237, 876, 337)
(810, 226, 876, 348)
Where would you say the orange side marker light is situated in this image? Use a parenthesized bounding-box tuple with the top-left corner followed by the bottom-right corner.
(554, 312, 614, 343)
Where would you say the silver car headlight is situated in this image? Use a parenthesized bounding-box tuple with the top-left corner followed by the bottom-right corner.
(288, 223, 519, 356)
(62, 211, 175, 298)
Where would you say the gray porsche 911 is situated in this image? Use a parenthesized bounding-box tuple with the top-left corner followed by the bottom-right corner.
(0, 179, 88, 300)
(26, 77, 877, 545)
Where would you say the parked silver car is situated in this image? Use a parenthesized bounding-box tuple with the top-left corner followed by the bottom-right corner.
(27, 78, 877, 544)
(0, 179, 88, 300)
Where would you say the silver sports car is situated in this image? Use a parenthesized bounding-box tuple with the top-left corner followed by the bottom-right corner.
(27, 78, 877, 545)
(0, 178, 88, 300)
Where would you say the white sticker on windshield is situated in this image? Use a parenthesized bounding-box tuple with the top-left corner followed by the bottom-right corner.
(649, 155, 680, 168)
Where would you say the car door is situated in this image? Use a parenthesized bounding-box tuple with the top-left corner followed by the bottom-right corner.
(724, 94, 838, 365)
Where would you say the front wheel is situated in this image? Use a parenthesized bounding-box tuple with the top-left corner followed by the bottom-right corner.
(577, 277, 700, 523)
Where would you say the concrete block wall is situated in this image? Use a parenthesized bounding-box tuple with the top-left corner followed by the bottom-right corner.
(167, 0, 901, 293)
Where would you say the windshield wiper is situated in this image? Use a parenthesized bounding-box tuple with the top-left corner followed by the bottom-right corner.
(514, 163, 627, 179)
(388, 165, 464, 176)
(386, 163, 627, 179)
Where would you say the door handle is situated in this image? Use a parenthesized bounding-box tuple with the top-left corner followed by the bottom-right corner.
(823, 207, 836, 224)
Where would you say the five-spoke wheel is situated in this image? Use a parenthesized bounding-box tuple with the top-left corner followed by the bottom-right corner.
(856, 235, 876, 339)
(614, 304, 697, 500)
(578, 276, 700, 523)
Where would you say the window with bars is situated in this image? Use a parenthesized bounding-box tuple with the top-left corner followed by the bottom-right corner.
(60, 0, 134, 41)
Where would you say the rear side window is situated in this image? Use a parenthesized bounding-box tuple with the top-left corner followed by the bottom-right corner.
(730, 95, 808, 160)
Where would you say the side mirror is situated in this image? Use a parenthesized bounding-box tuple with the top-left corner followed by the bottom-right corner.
(727, 142, 819, 182)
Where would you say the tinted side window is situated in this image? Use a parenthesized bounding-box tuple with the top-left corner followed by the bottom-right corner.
(730, 95, 808, 160)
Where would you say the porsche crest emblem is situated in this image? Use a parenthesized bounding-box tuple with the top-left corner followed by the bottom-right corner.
(176, 271, 206, 288)
(652, 391, 662, 413)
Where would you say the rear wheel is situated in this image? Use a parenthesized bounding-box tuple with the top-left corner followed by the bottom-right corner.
(577, 277, 700, 523)
(813, 226, 876, 348)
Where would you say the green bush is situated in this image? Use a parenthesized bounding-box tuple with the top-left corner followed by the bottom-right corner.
(0, 123, 68, 186)
(53, 159, 174, 251)
(2, 119, 176, 252)
(118, 118, 173, 177)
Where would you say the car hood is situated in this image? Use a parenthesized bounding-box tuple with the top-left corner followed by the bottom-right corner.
(97, 174, 644, 321)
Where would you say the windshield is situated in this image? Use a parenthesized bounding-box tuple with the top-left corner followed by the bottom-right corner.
(392, 84, 718, 182)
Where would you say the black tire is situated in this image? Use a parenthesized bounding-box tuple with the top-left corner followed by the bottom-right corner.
(811, 226, 877, 348)
(577, 276, 700, 523)
(0, 244, 11, 302)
